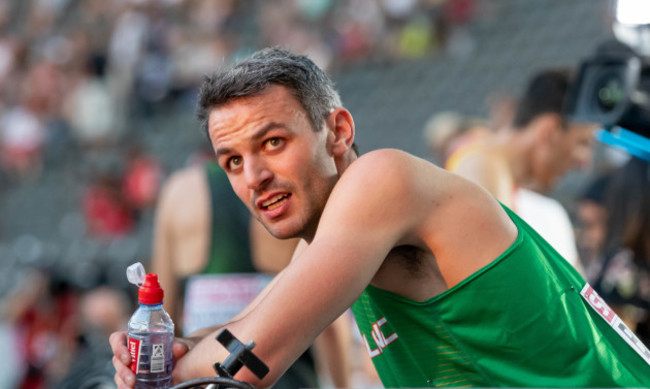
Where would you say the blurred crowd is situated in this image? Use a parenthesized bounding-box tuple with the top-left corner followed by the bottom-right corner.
(0, 0, 479, 239)
(0, 0, 478, 181)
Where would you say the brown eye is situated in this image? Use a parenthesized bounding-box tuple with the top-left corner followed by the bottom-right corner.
(228, 156, 243, 170)
(265, 137, 284, 150)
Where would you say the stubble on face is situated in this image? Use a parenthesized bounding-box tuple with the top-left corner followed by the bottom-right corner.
(207, 86, 339, 242)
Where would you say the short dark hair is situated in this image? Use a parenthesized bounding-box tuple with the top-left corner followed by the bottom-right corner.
(197, 47, 342, 138)
(512, 69, 571, 130)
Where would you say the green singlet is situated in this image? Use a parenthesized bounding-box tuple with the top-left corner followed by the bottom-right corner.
(351, 205, 650, 387)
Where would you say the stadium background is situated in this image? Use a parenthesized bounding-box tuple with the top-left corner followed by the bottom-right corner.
(0, 0, 623, 387)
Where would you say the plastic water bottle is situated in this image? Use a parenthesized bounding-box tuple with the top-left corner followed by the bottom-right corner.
(126, 263, 174, 389)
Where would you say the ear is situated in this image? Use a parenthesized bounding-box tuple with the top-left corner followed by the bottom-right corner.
(530, 113, 562, 144)
(325, 107, 355, 157)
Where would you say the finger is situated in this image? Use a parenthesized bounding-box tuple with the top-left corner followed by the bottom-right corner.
(172, 340, 190, 360)
(112, 355, 123, 372)
(109, 331, 132, 366)
(113, 356, 135, 388)
(111, 349, 131, 368)
(112, 355, 130, 375)
(115, 372, 130, 389)
(115, 371, 135, 388)
(114, 372, 126, 389)
(109, 331, 127, 351)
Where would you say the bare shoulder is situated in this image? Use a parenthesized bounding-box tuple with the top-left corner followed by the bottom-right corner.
(339, 148, 440, 191)
(323, 149, 450, 238)
(349, 148, 424, 170)
(161, 165, 206, 200)
(318, 148, 517, 288)
(157, 164, 210, 227)
(165, 165, 205, 193)
(341, 148, 505, 207)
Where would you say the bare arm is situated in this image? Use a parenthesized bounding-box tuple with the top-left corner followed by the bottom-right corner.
(114, 150, 515, 388)
(183, 245, 353, 387)
(249, 217, 300, 273)
(172, 151, 425, 387)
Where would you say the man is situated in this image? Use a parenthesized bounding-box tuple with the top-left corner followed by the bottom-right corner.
(446, 70, 593, 270)
(150, 157, 350, 388)
(111, 47, 650, 388)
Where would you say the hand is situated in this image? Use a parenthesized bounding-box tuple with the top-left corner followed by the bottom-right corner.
(110, 331, 193, 389)
(110, 331, 133, 389)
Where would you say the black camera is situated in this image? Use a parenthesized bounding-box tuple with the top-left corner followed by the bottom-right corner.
(566, 41, 650, 160)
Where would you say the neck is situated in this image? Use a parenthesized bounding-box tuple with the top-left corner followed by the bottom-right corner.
(335, 149, 358, 177)
(500, 129, 535, 187)
(300, 150, 358, 244)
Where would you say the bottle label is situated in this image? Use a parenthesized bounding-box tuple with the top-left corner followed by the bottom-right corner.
(151, 343, 165, 373)
(127, 336, 142, 374)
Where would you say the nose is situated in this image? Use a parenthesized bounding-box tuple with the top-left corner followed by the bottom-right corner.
(244, 157, 273, 191)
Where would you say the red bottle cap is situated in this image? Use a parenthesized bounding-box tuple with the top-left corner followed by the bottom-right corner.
(138, 273, 164, 305)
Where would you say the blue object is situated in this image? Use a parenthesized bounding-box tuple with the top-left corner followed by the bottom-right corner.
(596, 127, 650, 162)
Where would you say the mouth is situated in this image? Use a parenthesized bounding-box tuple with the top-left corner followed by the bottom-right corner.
(259, 193, 291, 211)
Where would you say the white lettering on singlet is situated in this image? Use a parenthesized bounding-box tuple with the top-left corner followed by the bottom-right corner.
(581, 284, 650, 366)
(361, 316, 398, 359)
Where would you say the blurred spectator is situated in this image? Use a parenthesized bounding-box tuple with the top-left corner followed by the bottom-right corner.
(79, 285, 129, 337)
(1, 267, 80, 389)
(83, 163, 135, 239)
(57, 284, 130, 388)
(258, 0, 333, 71)
(0, 35, 18, 86)
(75, 0, 114, 58)
(21, 59, 67, 121)
(121, 141, 162, 216)
(592, 157, 650, 346)
(63, 54, 118, 149)
(0, 318, 22, 388)
(106, 2, 148, 130)
(0, 106, 45, 181)
(397, 15, 436, 59)
(444, 69, 596, 271)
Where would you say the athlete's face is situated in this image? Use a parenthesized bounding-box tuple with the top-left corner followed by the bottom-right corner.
(532, 122, 595, 191)
(208, 85, 339, 240)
